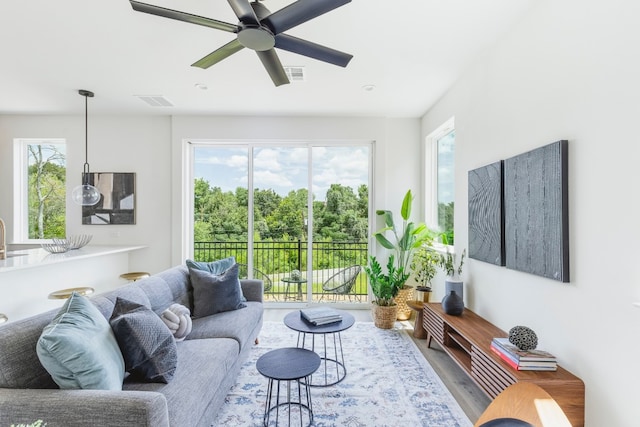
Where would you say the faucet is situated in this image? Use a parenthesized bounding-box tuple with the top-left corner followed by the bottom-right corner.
(0, 217, 5, 260)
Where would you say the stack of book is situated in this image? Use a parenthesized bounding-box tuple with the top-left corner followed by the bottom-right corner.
(300, 307, 343, 326)
(490, 337, 558, 371)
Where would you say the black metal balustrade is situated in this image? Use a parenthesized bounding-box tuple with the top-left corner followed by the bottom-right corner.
(194, 240, 369, 302)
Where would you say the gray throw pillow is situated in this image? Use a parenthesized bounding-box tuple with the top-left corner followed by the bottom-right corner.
(186, 256, 246, 302)
(109, 297, 178, 383)
(189, 263, 247, 318)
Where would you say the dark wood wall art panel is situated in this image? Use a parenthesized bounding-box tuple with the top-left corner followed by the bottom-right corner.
(468, 160, 505, 266)
(504, 140, 569, 282)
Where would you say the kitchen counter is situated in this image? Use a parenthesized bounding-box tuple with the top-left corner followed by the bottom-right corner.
(0, 245, 146, 322)
(0, 245, 145, 273)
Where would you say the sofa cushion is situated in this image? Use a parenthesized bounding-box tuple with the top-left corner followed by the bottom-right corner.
(189, 301, 263, 352)
(123, 338, 240, 427)
(36, 292, 125, 390)
(189, 264, 246, 318)
(110, 298, 178, 383)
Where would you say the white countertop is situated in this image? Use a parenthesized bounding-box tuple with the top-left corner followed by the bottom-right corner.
(0, 245, 145, 273)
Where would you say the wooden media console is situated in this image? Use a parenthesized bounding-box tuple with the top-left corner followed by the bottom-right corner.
(423, 303, 584, 427)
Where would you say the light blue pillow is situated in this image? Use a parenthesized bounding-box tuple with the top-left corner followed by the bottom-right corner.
(36, 292, 125, 390)
(186, 256, 236, 274)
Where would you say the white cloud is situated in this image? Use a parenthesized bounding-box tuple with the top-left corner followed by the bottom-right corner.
(254, 170, 293, 187)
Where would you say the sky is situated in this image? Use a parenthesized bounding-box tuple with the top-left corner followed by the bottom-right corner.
(194, 145, 369, 201)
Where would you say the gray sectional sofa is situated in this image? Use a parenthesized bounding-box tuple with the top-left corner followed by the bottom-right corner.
(0, 264, 264, 427)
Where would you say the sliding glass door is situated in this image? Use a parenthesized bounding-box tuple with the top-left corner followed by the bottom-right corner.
(190, 142, 371, 304)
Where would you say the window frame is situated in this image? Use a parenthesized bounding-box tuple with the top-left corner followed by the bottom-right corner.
(13, 138, 66, 243)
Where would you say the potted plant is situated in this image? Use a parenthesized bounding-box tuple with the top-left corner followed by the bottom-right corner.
(373, 190, 434, 320)
(364, 255, 407, 328)
(410, 246, 439, 302)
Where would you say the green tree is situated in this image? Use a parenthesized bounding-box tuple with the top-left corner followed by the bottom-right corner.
(28, 145, 65, 239)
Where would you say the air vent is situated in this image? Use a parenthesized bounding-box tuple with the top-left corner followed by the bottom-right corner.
(135, 95, 174, 107)
(284, 66, 306, 82)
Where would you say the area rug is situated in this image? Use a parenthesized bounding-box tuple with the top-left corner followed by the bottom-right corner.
(212, 321, 472, 427)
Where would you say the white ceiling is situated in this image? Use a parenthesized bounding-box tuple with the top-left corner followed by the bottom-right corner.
(0, 0, 533, 117)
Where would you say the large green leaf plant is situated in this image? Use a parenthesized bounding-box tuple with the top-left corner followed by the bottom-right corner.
(372, 190, 434, 287)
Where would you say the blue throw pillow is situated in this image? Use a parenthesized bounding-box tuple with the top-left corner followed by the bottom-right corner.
(186, 256, 236, 274)
(186, 256, 246, 302)
(189, 263, 247, 318)
(109, 297, 178, 383)
(36, 292, 125, 390)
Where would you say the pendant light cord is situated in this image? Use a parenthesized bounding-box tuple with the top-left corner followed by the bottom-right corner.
(84, 93, 89, 184)
(79, 89, 94, 185)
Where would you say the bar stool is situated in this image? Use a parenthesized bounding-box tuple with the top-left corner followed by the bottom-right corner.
(48, 287, 95, 300)
(0, 313, 7, 324)
(119, 272, 150, 282)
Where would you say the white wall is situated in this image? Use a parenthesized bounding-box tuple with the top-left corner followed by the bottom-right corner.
(421, 1, 640, 425)
(0, 115, 172, 274)
(169, 116, 422, 265)
(1, 114, 421, 274)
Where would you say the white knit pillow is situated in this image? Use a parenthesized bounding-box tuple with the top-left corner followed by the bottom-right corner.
(160, 304, 192, 341)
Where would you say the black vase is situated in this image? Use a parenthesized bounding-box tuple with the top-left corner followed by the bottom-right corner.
(442, 290, 464, 316)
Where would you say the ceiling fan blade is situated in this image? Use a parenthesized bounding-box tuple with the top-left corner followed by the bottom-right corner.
(130, 0, 239, 33)
(227, 0, 260, 26)
(262, 0, 351, 34)
(256, 50, 289, 86)
(275, 34, 353, 67)
(191, 39, 245, 69)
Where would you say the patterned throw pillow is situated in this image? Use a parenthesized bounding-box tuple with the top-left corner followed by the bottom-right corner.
(36, 292, 125, 390)
(189, 263, 247, 318)
(109, 298, 178, 383)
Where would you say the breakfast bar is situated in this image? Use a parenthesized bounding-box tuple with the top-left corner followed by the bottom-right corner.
(0, 245, 144, 322)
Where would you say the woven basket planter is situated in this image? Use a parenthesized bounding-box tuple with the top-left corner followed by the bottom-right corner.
(372, 303, 398, 329)
(395, 285, 413, 321)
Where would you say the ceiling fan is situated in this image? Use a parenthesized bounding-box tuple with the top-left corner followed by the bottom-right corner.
(129, 0, 353, 86)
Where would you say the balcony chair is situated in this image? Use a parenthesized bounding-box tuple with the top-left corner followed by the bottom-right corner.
(237, 263, 274, 299)
(319, 265, 362, 302)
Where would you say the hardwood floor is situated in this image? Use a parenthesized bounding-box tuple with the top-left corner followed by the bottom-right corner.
(264, 307, 491, 423)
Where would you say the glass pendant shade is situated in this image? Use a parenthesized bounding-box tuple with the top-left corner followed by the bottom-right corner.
(73, 89, 100, 206)
(72, 183, 101, 206)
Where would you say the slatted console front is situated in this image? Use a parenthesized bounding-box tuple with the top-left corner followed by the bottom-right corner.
(423, 303, 584, 427)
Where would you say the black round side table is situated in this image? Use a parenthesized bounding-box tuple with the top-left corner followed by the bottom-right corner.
(284, 309, 355, 387)
(256, 347, 321, 427)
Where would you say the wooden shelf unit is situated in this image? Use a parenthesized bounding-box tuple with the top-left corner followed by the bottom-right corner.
(423, 303, 584, 427)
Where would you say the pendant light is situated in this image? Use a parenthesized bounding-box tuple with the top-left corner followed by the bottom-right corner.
(71, 89, 101, 206)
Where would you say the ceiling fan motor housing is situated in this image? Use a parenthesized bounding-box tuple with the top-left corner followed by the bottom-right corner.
(237, 26, 275, 51)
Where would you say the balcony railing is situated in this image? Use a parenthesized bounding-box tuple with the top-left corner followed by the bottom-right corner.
(194, 240, 369, 302)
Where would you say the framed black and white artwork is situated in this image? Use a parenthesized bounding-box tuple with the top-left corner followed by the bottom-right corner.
(82, 172, 136, 225)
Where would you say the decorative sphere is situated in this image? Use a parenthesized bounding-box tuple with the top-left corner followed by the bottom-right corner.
(508, 326, 538, 351)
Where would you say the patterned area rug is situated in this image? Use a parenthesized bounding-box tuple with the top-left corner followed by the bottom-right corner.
(213, 321, 472, 427)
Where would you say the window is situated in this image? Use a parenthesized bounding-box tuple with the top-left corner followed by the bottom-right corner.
(426, 118, 455, 244)
(187, 141, 372, 304)
(14, 139, 66, 241)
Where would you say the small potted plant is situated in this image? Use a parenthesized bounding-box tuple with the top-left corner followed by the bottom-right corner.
(364, 255, 407, 329)
(410, 246, 439, 302)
